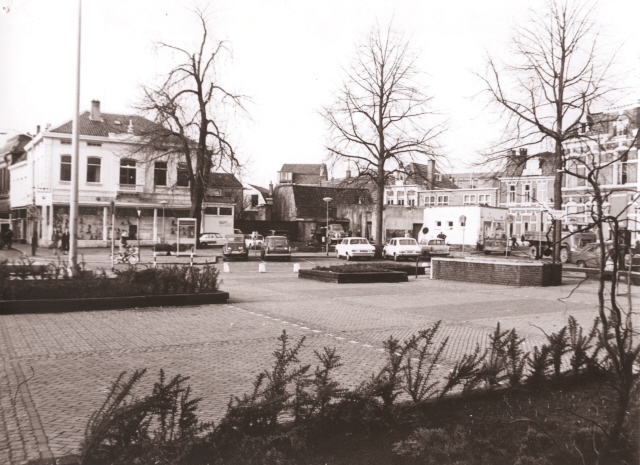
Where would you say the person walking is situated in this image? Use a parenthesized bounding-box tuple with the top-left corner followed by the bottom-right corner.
(51, 229, 60, 255)
(60, 229, 69, 254)
(4, 227, 13, 249)
(119, 231, 128, 254)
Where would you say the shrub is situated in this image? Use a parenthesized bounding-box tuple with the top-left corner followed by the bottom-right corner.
(0, 259, 219, 301)
(312, 263, 417, 273)
(80, 369, 209, 465)
(392, 426, 482, 463)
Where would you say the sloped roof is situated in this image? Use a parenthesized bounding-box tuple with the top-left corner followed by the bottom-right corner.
(249, 184, 271, 197)
(502, 151, 556, 178)
(280, 163, 325, 175)
(0, 133, 32, 164)
(49, 112, 163, 138)
(208, 172, 243, 188)
(291, 185, 371, 219)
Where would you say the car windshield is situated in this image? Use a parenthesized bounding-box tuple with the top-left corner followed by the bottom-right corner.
(350, 238, 368, 244)
(254, 235, 263, 240)
(329, 224, 343, 231)
(269, 238, 288, 246)
(429, 240, 444, 245)
(225, 235, 244, 242)
(398, 239, 417, 245)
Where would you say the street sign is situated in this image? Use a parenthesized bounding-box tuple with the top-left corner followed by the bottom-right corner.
(506, 213, 515, 223)
(459, 215, 467, 224)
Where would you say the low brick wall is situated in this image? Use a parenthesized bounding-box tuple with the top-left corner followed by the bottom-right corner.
(431, 258, 562, 287)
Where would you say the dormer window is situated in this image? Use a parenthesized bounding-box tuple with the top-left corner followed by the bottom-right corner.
(435, 173, 442, 182)
(280, 172, 292, 183)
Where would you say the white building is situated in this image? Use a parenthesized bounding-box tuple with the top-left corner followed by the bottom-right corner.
(9, 100, 235, 246)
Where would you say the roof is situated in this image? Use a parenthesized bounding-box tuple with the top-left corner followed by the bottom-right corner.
(0, 134, 32, 164)
(501, 151, 556, 178)
(49, 112, 163, 138)
(405, 162, 458, 189)
(208, 172, 243, 188)
(290, 185, 371, 218)
(280, 164, 326, 175)
(249, 184, 271, 197)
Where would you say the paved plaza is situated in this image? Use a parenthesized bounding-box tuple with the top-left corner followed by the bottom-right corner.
(0, 247, 630, 464)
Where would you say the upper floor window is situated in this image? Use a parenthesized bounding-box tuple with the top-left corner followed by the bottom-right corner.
(435, 173, 442, 182)
(523, 184, 532, 202)
(120, 159, 136, 185)
(60, 155, 71, 181)
(86, 157, 101, 183)
(60, 139, 71, 145)
(463, 194, 476, 205)
(478, 194, 491, 205)
(437, 195, 449, 206)
(508, 185, 516, 203)
(397, 199, 405, 206)
(408, 198, 415, 206)
(177, 163, 189, 187)
(387, 199, 394, 205)
(251, 195, 259, 207)
(423, 195, 436, 206)
(280, 171, 292, 182)
(219, 207, 233, 216)
(154, 161, 167, 186)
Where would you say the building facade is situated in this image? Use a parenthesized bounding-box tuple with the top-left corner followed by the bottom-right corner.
(9, 101, 237, 246)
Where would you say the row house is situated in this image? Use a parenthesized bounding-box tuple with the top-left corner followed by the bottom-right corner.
(0, 132, 31, 228)
(9, 100, 240, 247)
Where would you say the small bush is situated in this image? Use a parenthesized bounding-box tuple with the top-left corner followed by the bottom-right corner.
(312, 263, 417, 273)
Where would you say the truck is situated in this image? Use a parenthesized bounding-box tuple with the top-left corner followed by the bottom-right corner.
(524, 225, 597, 263)
(310, 221, 350, 246)
(417, 205, 509, 251)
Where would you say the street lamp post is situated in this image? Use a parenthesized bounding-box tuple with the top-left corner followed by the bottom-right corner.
(323, 197, 332, 256)
(159, 201, 168, 243)
(136, 208, 141, 252)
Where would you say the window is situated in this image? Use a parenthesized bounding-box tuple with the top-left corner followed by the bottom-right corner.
(60, 155, 71, 181)
(478, 194, 490, 205)
(447, 221, 453, 228)
(219, 207, 232, 216)
(280, 171, 292, 182)
(119, 159, 136, 185)
(523, 184, 531, 202)
(204, 207, 218, 215)
(435, 173, 442, 181)
(423, 195, 436, 206)
(435, 221, 442, 227)
(436, 195, 449, 206)
(177, 163, 189, 187)
(86, 157, 101, 183)
(387, 199, 394, 205)
(251, 195, 259, 207)
(508, 185, 516, 203)
(87, 142, 102, 147)
(154, 161, 167, 186)
(60, 139, 71, 145)
(463, 194, 476, 205)
(398, 199, 405, 206)
(408, 198, 415, 206)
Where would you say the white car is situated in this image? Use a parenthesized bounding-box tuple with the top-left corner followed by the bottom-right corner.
(383, 237, 422, 261)
(199, 232, 223, 247)
(335, 237, 376, 261)
(245, 234, 264, 249)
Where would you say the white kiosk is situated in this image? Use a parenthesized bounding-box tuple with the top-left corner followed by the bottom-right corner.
(176, 218, 197, 256)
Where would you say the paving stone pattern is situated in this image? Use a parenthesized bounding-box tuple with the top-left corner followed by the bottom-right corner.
(0, 259, 630, 463)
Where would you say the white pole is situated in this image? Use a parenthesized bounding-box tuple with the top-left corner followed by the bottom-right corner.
(68, 0, 82, 273)
(110, 201, 115, 270)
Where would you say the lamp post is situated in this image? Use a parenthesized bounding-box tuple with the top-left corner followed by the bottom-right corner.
(159, 201, 168, 243)
(136, 208, 141, 251)
(323, 197, 332, 256)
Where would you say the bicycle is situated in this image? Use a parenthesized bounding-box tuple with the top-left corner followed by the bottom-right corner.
(110, 246, 140, 265)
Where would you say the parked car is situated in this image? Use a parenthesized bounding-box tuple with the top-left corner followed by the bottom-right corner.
(383, 237, 422, 261)
(335, 237, 375, 261)
(261, 236, 292, 261)
(572, 242, 613, 268)
(419, 238, 450, 258)
(222, 234, 248, 260)
(199, 232, 223, 248)
(234, 229, 243, 235)
(245, 234, 264, 249)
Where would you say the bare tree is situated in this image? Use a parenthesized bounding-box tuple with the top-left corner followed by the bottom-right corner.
(136, 10, 247, 239)
(322, 25, 443, 253)
(478, 0, 616, 254)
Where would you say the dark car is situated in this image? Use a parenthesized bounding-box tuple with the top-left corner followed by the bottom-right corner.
(261, 236, 292, 261)
(223, 234, 248, 260)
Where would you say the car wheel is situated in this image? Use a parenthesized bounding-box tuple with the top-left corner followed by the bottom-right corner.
(559, 247, 569, 264)
(576, 260, 586, 268)
(529, 245, 538, 258)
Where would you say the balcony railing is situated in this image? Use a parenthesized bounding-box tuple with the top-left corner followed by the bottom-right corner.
(118, 184, 143, 192)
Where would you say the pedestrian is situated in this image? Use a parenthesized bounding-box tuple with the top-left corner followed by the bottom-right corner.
(61, 229, 69, 254)
(52, 229, 60, 255)
(511, 235, 518, 248)
(4, 227, 13, 249)
(404, 230, 411, 238)
(119, 231, 128, 254)
(31, 230, 38, 256)
(437, 231, 446, 241)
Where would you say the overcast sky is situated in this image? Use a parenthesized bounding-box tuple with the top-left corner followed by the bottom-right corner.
(1, 0, 638, 187)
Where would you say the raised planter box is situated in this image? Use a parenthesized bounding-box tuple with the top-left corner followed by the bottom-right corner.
(431, 257, 562, 287)
(299, 269, 408, 284)
(0, 291, 229, 314)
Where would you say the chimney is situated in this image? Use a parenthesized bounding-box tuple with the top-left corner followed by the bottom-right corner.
(36, 125, 40, 134)
(428, 159, 436, 188)
(90, 100, 101, 121)
(346, 168, 351, 179)
(519, 148, 528, 157)
(269, 181, 273, 196)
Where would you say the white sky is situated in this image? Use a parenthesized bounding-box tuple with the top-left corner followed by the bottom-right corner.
(1, 0, 638, 187)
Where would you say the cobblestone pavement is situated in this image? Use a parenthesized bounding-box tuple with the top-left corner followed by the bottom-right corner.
(0, 257, 633, 463)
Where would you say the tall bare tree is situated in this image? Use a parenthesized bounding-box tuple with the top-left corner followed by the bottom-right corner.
(322, 26, 443, 254)
(137, 10, 247, 239)
(478, 0, 615, 212)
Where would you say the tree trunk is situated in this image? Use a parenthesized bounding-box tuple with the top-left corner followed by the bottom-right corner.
(553, 139, 564, 261)
(375, 169, 385, 258)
